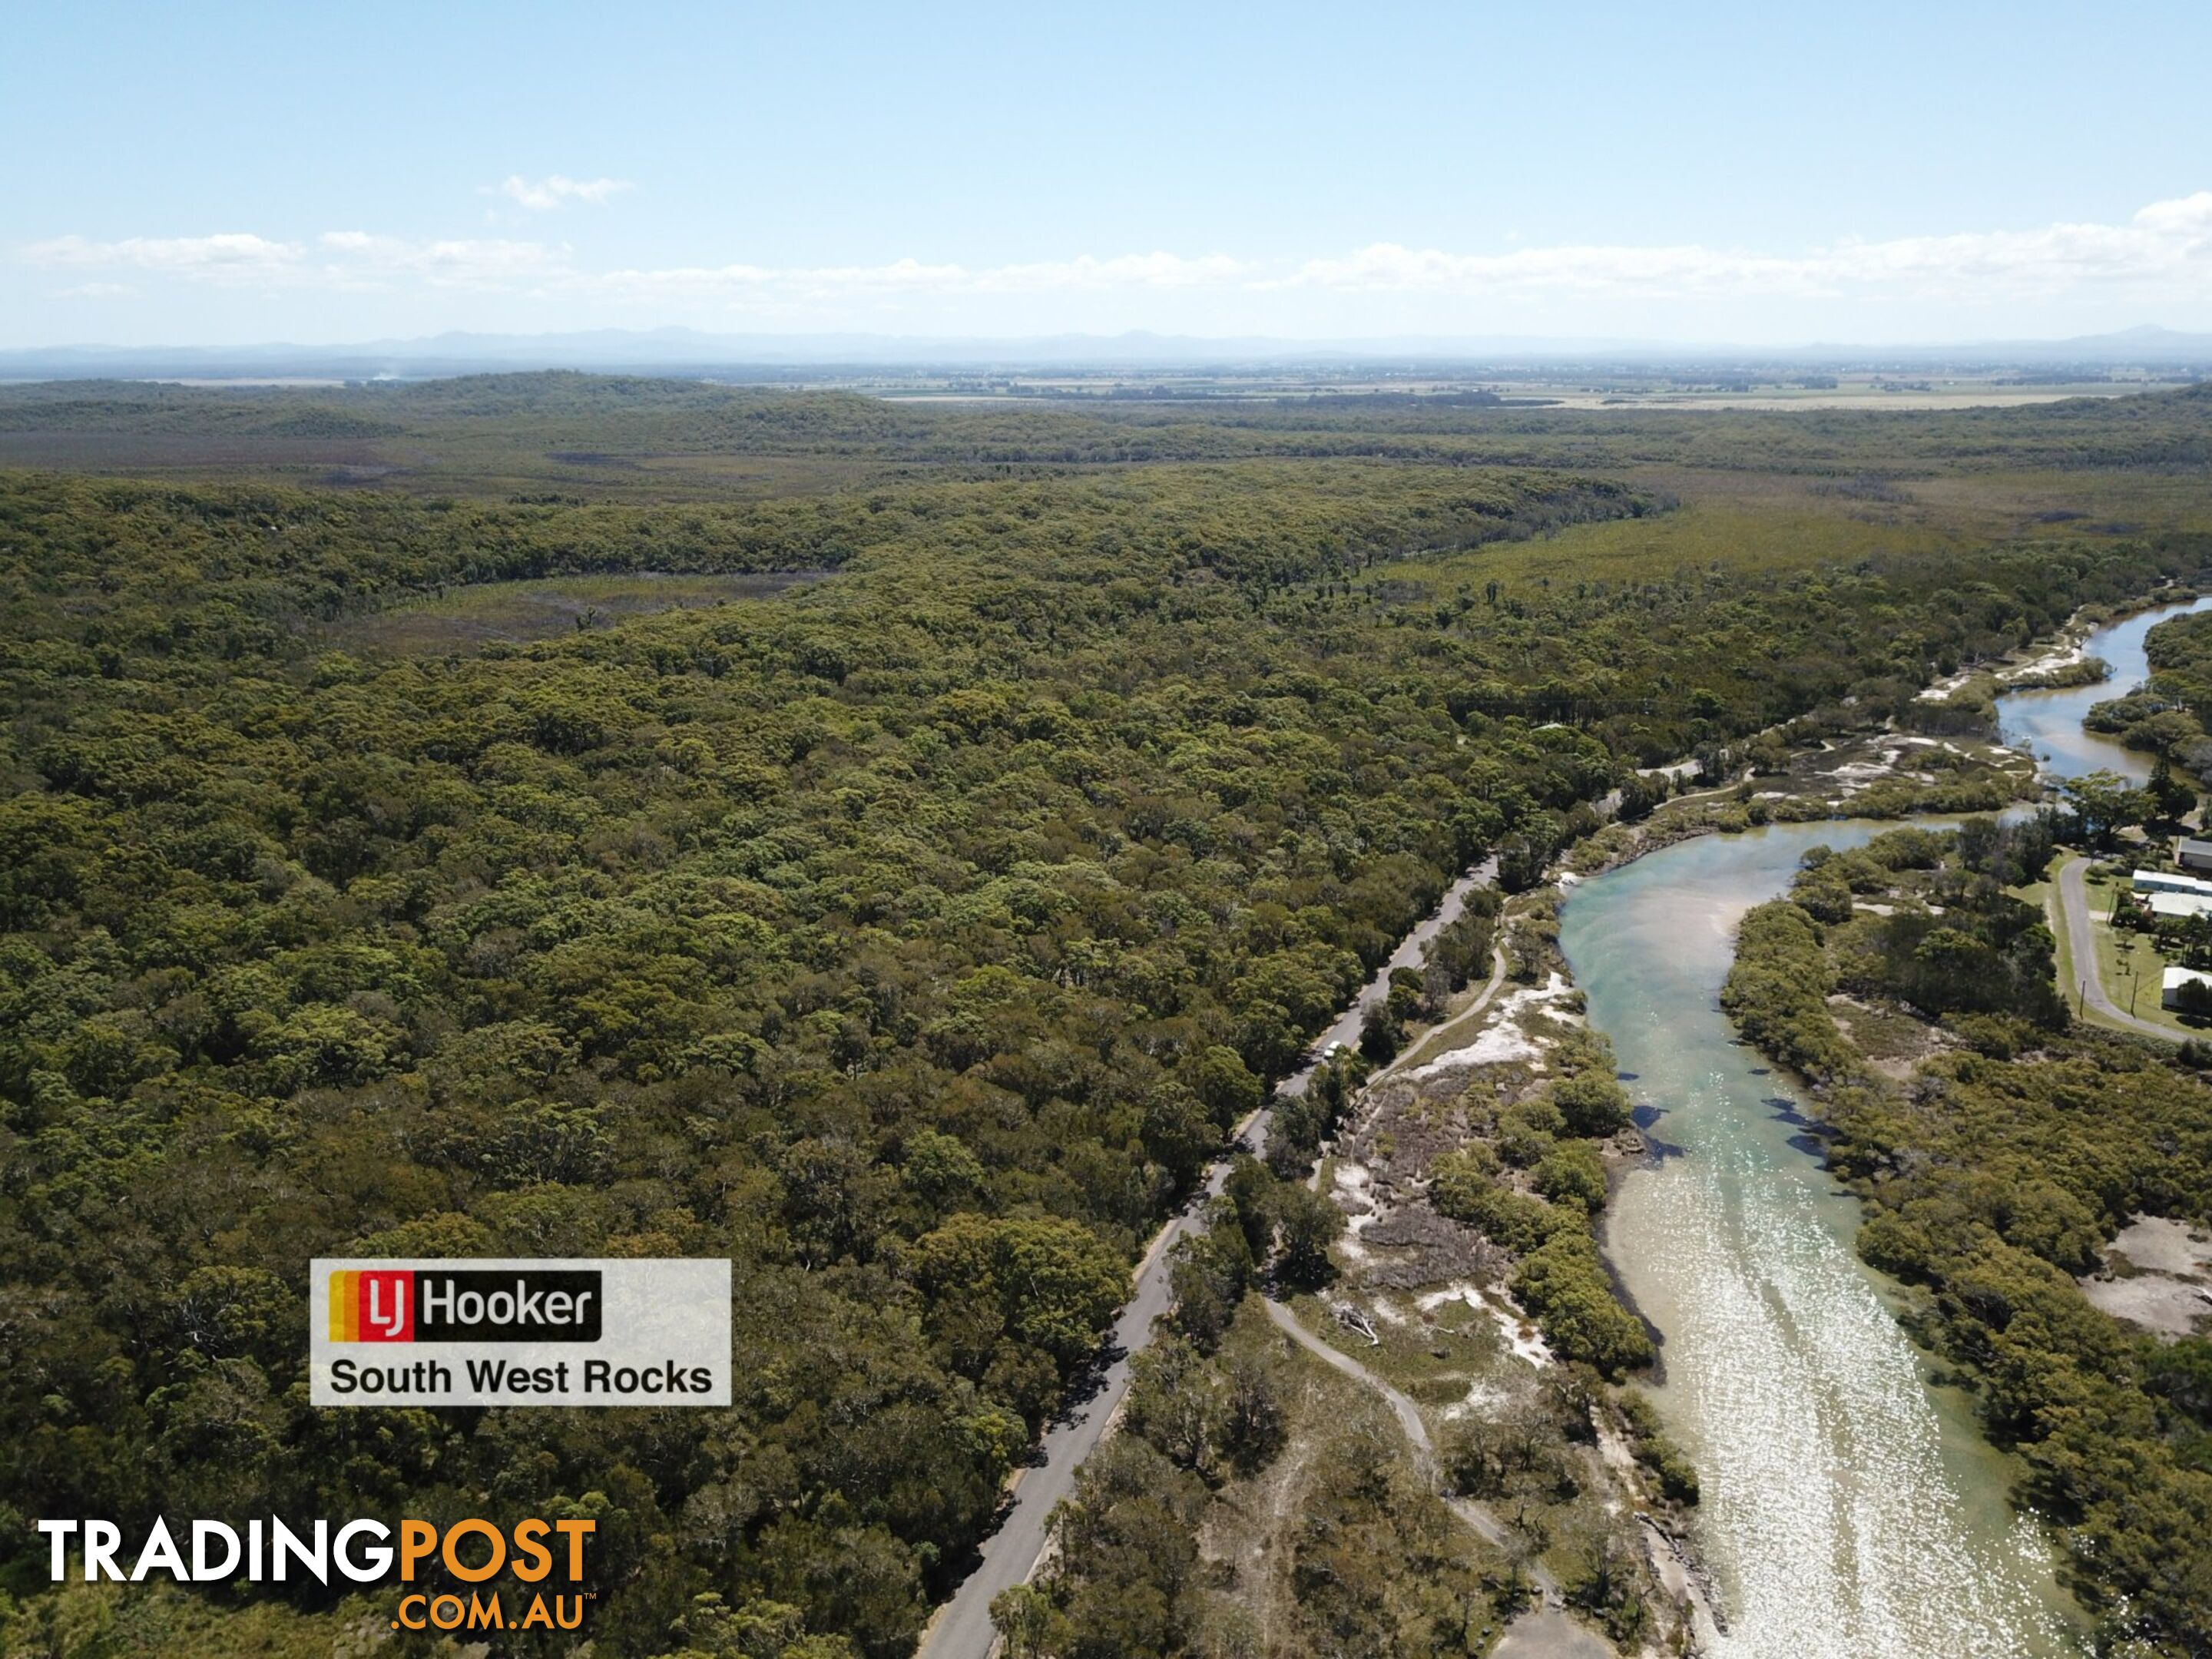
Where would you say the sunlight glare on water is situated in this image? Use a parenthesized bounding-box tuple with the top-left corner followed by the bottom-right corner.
(1567, 824, 2083, 1657)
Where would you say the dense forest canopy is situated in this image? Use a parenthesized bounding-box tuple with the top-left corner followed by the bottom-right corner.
(2083, 608, 2212, 788)
(3, 379, 2212, 1655)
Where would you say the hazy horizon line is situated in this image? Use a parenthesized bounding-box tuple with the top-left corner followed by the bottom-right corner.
(5, 320, 2212, 368)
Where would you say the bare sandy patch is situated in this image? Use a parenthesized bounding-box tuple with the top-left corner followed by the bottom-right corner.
(2080, 1215, 2212, 1336)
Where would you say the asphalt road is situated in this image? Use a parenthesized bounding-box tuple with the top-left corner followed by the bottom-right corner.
(912, 857, 1498, 1659)
(2055, 857, 2184, 1043)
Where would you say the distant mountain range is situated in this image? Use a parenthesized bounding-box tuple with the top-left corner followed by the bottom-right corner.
(4, 323, 2212, 379)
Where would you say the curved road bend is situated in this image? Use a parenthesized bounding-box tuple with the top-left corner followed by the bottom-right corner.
(2055, 857, 2184, 1044)
(914, 857, 1499, 1659)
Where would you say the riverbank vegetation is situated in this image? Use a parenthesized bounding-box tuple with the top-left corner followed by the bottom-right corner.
(1426, 1038, 1649, 1377)
(5, 378, 2212, 1654)
(1108, 902, 1699, 1651)
(1008, 1202, 1674, 1655)
(1725, 820, 2212, 1654)
(2080, 609, 2212, 798)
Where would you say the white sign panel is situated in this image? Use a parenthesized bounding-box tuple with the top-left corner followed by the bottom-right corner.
(310, 1258, 731, 1406)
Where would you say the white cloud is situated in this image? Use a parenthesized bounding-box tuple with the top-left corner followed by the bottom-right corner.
(2134, 190, 2212, 236)
(1277, 192, 2212, 303)
(316, 232, 568, 288)
(13, 193, 2212, 324)
(571, 197, 2212, 310)
(19, 232, 568, 294)
(495, 174, 632, 211)
(586, 256, 965, 301)
(975, 251, 1254, 292)
(23, 233, 304, 278)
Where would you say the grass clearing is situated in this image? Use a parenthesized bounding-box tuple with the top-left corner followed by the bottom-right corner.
(1286, 1286, 1512, 1410)
(2079, 866, 2209, 1038)
(2025, 854, 2211, 1041)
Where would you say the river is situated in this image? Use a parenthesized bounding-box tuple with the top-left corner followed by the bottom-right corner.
(1560, 595, 2212, 1655)
(1996, 592, 2212, 782)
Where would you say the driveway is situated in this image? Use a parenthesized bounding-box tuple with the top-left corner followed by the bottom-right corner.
(2055, 857, 2184, 1043)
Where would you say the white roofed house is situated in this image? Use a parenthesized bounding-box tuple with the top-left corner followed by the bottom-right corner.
(2163, 965, 2212, 1014)
(2146, 892, 2212, 922)
(2133, 869, 2212, 898)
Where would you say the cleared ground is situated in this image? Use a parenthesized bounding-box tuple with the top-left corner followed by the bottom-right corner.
(2079, 1215, 2212, 1337)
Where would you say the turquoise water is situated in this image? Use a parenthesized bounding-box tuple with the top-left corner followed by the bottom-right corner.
(1553, 595, 2210, 1651)
(1565, 827, 2082, 1656)
(1555, 588, 2210, 1656)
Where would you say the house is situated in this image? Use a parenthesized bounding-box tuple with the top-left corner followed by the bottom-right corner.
(2178, 837, 2212, 873)
(2164, 965, 2212, 1012)
(2146, 892, 2212, 922)
(2134, 869, 2212, 898)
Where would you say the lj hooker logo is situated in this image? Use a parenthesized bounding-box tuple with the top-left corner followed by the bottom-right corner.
(311, 1257, 730, 1407)
(326, 1267, 604, 1343)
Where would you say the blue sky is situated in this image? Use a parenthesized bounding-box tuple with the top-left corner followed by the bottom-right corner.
(5, 0, 2210, 345)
